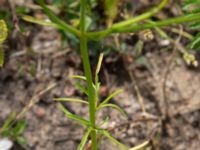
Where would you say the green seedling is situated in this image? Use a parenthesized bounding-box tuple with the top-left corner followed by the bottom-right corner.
(23, 0, 200, 149)
(0, 112, 27, 147)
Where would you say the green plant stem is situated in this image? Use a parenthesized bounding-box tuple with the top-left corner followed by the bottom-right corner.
(80, 0, 97, 150)
(87, 13, 200, 40)
(116, 13, 200, 33)
(86, 0, 168, 40)
(37, 0, 80, 36)
(111, 0, 168, 29)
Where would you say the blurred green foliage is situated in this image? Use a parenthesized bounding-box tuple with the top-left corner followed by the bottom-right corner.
(1, 113, 27, 147)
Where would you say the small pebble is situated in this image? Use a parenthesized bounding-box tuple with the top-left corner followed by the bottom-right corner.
(35, 107, 46, 118)
(127, 128, 134, 135)
(0, 138, 13, 150)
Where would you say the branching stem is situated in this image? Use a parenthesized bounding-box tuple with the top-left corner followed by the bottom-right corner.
(80, 0, 97, 149)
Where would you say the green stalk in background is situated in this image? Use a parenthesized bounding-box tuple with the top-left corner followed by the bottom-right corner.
(86, 12, 200, 40)
(111, 0, 168, 29)
(113, 13, 200, 33)
(86, 0, 169, 40)
(80, 0, 97, 149)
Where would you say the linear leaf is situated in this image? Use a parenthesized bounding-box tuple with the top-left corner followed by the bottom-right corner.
(96, 53, 104, 75)
(189, 32, 200, 50)
(129, 141, 149, 150)
(54, 97, 88, 104)
(98, 117, 109, 126)
(98, 129, 128, 150)
(77, 128, 91, 150)
(37, 0, 79, 36)
(58, 103, 91, 127)
(183, 0, 200, 10)
(99, 103, 127, 118)
(22, 15, 62, 29)
(75, 82, 88, 96)
(71, 75, 87, 81)
(189, 21, 200, 29)
(99, 89, 123, 107)
(1, 112, 16, 131)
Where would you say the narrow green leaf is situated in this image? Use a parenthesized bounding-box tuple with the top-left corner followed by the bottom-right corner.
(183, 0, 200, 5)
(183, 2, 200, 13)
(77, 128, 91, 150)
(94, 52, 101, 105)
(98, 129, 128, 150)
(153, 24, 169, 39)
(96, 53, 104, 75)
(71, 75, 87, 81)
(99, 103, 127, 118)
(22, 15, 62, 29)
(75, 82, 88, 96)
(54, 97, 88, 104)
(129, 141, 149, 150)
(1, 112, 16, 131)
(189, 21, 200, 29)
(12, 120, 27, 136)
(189, 32, 200, 50)
(98, 117, 109, 126)
(99, 89, 123, 107)
(58, 103, 91, 127)
(37, 0, 79, 36)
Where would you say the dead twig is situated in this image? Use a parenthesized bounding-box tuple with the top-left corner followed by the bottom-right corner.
(16, 83, 57, 120)
(122, 55, 147, 113)
(0, 83, 56, 134)
(162, 25, 183, 119)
